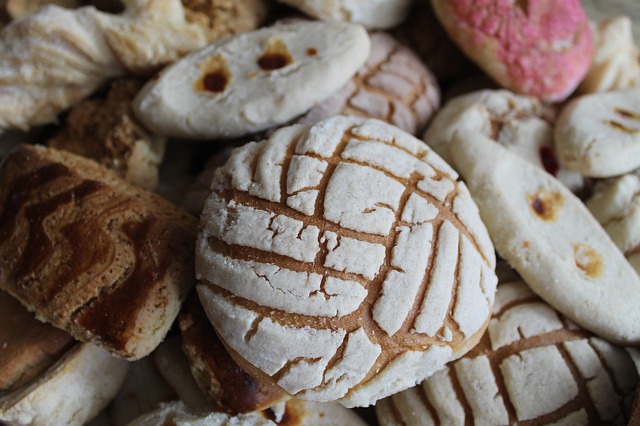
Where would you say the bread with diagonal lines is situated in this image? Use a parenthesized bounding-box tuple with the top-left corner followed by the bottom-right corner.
(195, 115, 498, 407)
(375, 279, 639, 425)
(0, 144, 197, 359)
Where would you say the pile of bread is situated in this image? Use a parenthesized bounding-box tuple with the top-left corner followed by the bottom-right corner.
(0, 1, 639, 425)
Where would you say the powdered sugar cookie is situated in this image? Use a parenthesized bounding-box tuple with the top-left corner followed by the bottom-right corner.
(580, 16, 640, 94)
(431, 0, 594, 102)
(133, 21, 370, 139)
(586, 173, 640, 274)
(555, 88, 640, 177)
(277, 0, 412, 30)
(295, 32, 440, 136)
(376, 279, 639, 425)
(423, 89, 583, 191)
(196, 116, 497, 407)
(450, 129, 640, 344)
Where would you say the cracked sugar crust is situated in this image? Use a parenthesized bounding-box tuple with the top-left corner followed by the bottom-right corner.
(376, 279, 639, 426)
(295, 32, 440, 136)
(0, 144, 198, 359)
(196, 116, 497, 407)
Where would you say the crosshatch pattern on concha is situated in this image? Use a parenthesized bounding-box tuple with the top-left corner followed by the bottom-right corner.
(196, 115, 497, 407)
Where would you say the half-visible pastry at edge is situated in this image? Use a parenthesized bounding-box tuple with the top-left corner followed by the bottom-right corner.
(0, 290, 129, 426)
(179, 296, 289, 414)
(0, 144, 198, 359)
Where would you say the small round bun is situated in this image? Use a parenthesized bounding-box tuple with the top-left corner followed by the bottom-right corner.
(196, 116, 497, 407)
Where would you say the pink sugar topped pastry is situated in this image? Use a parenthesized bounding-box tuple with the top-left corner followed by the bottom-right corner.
(431, 0, 594, 102)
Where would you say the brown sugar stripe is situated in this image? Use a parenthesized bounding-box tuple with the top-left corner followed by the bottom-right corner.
(587, 338, 630, 403)
(417, 383, 441, 425)
(447, 366, 474, 426)
(486, 344, 518, 424)
(386, 396, 410, 426)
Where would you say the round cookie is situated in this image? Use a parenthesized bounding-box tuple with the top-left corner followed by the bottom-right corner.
(449, 129, 640, 345)
(579, 16, 640, 94)
(586, 173, 640, 274)
(555, 88, 640, 178)
(431, 0, 594, 102)
(295, 32, 440, 136)
(423, 89, 584, 192)
(196, 115, 497, 407)
(133, 21, 371, 139)
(376, 279, 640, 425)
(276, 0, 412, 30)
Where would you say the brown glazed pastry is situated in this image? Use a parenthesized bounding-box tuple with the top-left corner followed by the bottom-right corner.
(0, 144, 198, 359)
(182, 0, 270, 43)
(179, 296, 289, 414)
(0, 290, 76, 395)
(47, 78, 165, 191)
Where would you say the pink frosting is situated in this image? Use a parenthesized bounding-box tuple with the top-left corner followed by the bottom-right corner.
(448, 0, 593, 101)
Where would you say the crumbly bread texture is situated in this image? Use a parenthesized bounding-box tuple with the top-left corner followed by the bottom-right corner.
(133, 21, 371, 139)
(179, 297, 289, 414)
(580, 16, 640, 93)
(196, 116, 497, 407)
(586, 173, 640, 275)
(555, 88, 640, 178)
(450, 130, 640, 345)
(376, 279, 639, 425)
(0, 343, 129, 426)
(182, 0, 269, 43)
(0, 290, 76, 395)
(276, 0, 412, 30)
(0, 0, 205, 131)
(47, 78, 165, 191)
(431, 0, 594, 102)
(423, 89, 584, 192)
(295, 32, 440, 136)
(0, 144, 198, 359)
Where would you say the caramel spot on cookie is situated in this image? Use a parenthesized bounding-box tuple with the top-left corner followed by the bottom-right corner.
(195, 54, 231, 94)
(258, 38, 293, 71)
(529, 190, 563, 221)
(307, 47, 318, 56)
(573, 243, 603, 278)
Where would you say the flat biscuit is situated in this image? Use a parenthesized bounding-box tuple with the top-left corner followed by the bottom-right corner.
(133, 21, 371, 139)
(376, 279, 639, 425)
(586, 173, 640, 274)
(450, 129, 640, 344)
(276, 0, 412, 30)
(555, 88, 640, 177)
(196, 116, 497, 407)
(0, 144, 198, 359)
(423, 90, 583, 191)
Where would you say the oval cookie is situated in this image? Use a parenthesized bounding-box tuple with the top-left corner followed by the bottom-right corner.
(277, 0, 412, 30)
(586, 173, 640, 274)
(376, 279, 639, 425)
(450, 129, 640, 344)
(423, 90, 583, 191)
(295, 32, 440, 136)
(196, 116, 497, 407)
(555, 88, 640, 177)
(431, 0, 594, 102)
(133, 21, 371, 139)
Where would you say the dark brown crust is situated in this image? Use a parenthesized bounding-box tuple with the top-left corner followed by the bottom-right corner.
(0, 144, 198, 359)
(0, 290, 76, 395)
(179, 296, 287, 414)
(631, 389, 640, 426)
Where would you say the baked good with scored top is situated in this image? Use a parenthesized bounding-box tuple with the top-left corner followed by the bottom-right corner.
(196, 115, 497, 407)
(376, 278, 639, 425)
(0, 144, 198, 359)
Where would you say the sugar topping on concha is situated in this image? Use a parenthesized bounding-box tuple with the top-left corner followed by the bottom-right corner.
(196, 115, 497, 407)
(375, 279, 639, 425)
